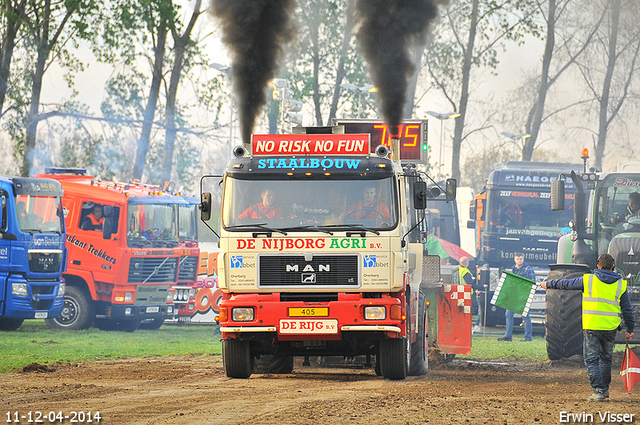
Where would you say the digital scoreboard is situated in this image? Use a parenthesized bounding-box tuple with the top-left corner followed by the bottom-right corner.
(333, 119, 428, 163)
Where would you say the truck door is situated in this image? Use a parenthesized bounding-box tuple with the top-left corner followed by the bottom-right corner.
(0, 190, 10, 307)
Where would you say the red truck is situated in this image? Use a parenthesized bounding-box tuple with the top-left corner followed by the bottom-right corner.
(37, 168, 199, 331)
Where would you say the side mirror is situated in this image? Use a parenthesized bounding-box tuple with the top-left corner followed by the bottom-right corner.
(551, 179, 565, 211)
(200, 193, 212, 221)
(445, 178, 457, 202)
(414, 181, 427, 210)
(102, 205, 115, 239)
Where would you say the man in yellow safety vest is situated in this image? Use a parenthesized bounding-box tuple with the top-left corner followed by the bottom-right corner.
(541, 254, 635, 402)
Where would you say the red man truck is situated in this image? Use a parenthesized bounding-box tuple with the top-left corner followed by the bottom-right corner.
(200, 128, 470, 379)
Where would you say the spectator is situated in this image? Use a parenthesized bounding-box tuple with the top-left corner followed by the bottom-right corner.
(497, 253, 534, 342)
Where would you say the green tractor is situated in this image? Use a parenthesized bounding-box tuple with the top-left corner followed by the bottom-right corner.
(546, 163, 640, 360)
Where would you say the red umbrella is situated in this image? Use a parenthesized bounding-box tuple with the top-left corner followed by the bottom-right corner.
(424, 235, 473, 262)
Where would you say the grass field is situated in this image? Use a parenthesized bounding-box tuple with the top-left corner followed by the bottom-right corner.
(0, 321, 221, 373)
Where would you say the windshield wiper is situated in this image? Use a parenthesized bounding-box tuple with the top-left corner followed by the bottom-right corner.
(332, 224, 381, 236)
(281, 225, 333, 235)
(227, 223, 287, 236)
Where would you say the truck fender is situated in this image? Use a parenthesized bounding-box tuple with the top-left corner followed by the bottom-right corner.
(63, 271, 96, 300)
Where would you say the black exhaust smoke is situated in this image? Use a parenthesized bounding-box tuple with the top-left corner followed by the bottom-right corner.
(210, 0, 296, 145)
(355, 0, 444, 128)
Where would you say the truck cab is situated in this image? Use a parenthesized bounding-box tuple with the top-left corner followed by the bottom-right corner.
(0, 177, 66, 330)
(36, 168, 199, 331)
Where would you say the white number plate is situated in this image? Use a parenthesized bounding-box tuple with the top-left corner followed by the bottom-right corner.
(279, 319, 338, 334)
(34, 312, 48, 319)
(146, 307, 160, 313)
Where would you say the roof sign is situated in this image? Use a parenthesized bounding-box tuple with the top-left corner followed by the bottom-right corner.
(251, 134, 370, 156)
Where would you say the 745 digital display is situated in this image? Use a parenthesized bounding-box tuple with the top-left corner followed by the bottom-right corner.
(333, 119, 428, 162)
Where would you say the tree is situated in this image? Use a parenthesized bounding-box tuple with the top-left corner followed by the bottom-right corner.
(0, 0, 28, 118)
(426, 0, 540, 181)
(576, 0, 640, 169)
(520, 0, 605, 160)
(285, 0, 368, 126)
(20, 0, 96, 176)
(161, 0, 203, 183)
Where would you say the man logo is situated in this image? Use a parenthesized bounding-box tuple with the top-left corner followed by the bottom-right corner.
(364, 255, 377, 268)
(231, 256, 243, 268)
(286, 264, 330, 272)
(301, 273, 316, 283)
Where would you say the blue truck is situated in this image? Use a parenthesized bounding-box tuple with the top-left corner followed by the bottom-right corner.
(0, 176, 66, 330)
(469, 162, 582, 327)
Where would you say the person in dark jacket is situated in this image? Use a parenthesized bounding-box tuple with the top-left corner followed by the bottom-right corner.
(497, 253, 535, 342)
(541, 253, 635, 402)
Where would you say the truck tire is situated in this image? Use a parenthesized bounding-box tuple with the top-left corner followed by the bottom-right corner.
(379, 336, 409, 380)
(223, 338, 253, 378)
(409, 291, 429, 376)
(45, 286, 94, 330)
(546, 289, 582, 360)
(0, 318, 24, 331)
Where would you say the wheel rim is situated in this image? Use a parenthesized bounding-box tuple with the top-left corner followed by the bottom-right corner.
(57, 296, 79, 326)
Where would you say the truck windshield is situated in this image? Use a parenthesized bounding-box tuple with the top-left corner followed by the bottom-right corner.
(15, 195, 63, 234)
(178, 203, 198, 242)
(223, 177, 398, 230)
(127, 204, 179, 247)
(596, 174, 640, 237)
(486, 189, 574, 237)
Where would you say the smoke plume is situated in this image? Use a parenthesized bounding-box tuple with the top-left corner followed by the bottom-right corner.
(355, 0, 444, 128)
(210, 0, 296, 145)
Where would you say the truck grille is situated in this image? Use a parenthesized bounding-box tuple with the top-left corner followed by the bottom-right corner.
(178, 256, 198, 282)
(134, 285, 170, 305)
(258, 254, 359, 288)
(28, 250, 62, 273)
(128, 258, 178, 283)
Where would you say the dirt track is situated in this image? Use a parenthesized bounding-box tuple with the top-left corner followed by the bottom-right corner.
(2, 350, 639, 425)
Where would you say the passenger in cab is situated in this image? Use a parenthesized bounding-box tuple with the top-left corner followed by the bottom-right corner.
(347, 185, 390, 219)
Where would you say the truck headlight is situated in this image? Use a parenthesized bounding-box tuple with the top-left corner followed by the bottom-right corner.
(12, 283, 28, 296)
(125, 292, 133, 302)
(57, 282, 66, 296)
(364, 306, 386, 320)
(232, 307, 254, 322)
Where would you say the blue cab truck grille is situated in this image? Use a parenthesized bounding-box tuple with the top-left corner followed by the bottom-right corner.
(258, 254, 359, 287)
(178, 256, 198, 282)
(28, 250, 63, 273)
(12, 282, 58, 311)
(128, 257, 179, 283)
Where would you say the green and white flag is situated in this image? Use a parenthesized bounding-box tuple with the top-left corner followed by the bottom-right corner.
(490, 271, 537, 316)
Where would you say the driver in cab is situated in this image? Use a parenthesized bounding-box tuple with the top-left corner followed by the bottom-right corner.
(239, 188, 285, 219)
(624, 192, 640, 220)
(347, 185, 390, 220)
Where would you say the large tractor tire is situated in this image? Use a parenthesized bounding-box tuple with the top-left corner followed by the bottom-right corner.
(0, 318, 24, 331)
(223, 338, 253, 378)
(409, 290, 429, 376)
(45, 286, 94, 330)
(545, 264, 590, 360)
